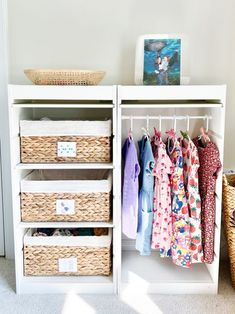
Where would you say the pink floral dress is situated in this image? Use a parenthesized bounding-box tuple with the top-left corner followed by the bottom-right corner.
(181, 137, 203, 263)
(167, 131, 191, 268)
(151, 131, 173, 257)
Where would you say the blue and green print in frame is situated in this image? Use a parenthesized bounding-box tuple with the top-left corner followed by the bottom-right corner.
(143, 38, 181, 85)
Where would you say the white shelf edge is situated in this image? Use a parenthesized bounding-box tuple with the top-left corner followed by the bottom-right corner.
(15, 163, 114, 170)
(120, 103, 223, 109)
(12, 104, 114, 109)
(21, 274, 113, 283)
(121, 277, 214, 284)
(19, 275, 114, 294)
(120, 282, 217, 295)
(18, 221, 114, 228)
(118, 85, 227, 101)
(8, 85, 115, 101)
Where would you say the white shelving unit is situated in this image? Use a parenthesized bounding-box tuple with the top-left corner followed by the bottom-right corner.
(9, 84, 226, 295)
(117, 85, 226, 295)
(8, 85, 118, 294)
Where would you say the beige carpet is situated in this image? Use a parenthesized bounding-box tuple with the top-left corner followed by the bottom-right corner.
(0, 257, 235, 314)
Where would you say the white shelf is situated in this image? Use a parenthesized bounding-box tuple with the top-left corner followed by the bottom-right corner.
(19, 221, 114, 228)
(19, 275, 114, 294)
(15, 163, 114, 170)
(118, 85, 226, 101)
(12, 104, 114, 109)
(9, 85, 115, 101)
(121, 251, 216, 294)
(122, 251, 213, 283)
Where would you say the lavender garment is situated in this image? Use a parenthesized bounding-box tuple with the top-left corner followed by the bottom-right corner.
(122, 137, 140, 239)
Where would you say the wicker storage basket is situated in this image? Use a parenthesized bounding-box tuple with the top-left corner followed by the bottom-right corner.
(20, 120, 111, 163)
(24, 69, 106, 85)
(21, 170, 112, 222)
(222, 174, 235, 288)
(24, 229, 112, 276)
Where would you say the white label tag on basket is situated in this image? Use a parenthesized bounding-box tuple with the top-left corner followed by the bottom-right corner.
(57, 142, 76, 157)
(58, 257, 77, 272)
(56, 200, 75, 215)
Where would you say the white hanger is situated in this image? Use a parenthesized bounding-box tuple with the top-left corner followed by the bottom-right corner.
(159, 115, 162, 132)
(186, 115, 190, 132)
(130, 115, 133, 133)
(206, 115, 209, 132)
(146, 115, 149, 132)
(173, 115, 177, 131)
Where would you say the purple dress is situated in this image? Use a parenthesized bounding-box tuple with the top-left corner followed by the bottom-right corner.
(122, 137, 140, 239)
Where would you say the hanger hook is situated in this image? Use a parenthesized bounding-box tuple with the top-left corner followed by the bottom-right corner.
(206, 115, 209, 132)
(146, 115, 149, 131)
(173, 115, 177, 131)
(186, 115, 190, 132)
(130, 115, 133, 132)
(159, 115, 162, 132)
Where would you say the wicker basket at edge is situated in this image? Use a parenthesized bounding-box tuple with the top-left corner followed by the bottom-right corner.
(222, 174, 235, 288)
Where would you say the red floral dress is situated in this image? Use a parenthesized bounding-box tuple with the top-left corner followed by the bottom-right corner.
(181, 137, 203, 263)
(193, 138, 221, 264)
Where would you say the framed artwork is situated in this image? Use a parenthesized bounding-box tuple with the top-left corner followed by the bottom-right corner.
(135, 34, 182, 85)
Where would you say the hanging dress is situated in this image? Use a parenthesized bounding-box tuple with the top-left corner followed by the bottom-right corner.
(181, 136, 203, 263)
(151, 130, 174, 257)
(136, 135, 155, 256)
(122, 136, 140, 239)
(193, 138, 221, 264)
(167, 131, 191, 268)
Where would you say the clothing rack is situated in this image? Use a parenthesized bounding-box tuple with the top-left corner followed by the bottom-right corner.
(122, 115, 212, 132)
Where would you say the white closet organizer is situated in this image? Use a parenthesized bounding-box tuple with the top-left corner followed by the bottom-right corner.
(117, 85, 226, 295)
(8, 85, 118, 294)
(9, 84, 226, 295)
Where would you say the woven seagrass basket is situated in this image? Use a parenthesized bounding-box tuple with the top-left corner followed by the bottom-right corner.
(24, 229, 112, 276)
(24, 69, 106, 85)
(21, 170, 112, 222)
(222, 174, 235, 288)
(20, 120, 112, 163)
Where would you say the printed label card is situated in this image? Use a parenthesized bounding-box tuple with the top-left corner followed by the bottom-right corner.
(56, 200, 75, 215)
(58, 257, 77, 272)
(57, 142, 76, 157)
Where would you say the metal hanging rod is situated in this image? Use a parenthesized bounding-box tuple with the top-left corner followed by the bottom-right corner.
(121, 115, 212, 120)
(120, 103, 223, 109)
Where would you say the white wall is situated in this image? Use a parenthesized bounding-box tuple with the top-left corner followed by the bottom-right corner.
(0, 0, 14, 259)
(7, 0, 235, 167)
(6, 0, 235, 259)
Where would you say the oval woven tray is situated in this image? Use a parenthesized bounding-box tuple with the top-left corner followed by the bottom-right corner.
(24, 69, 106, 85)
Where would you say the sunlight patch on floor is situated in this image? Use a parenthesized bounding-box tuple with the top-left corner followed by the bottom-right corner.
(121, 293, 163, 314)
(121, 272, 163, 314)
(62, 291, 96, 314)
